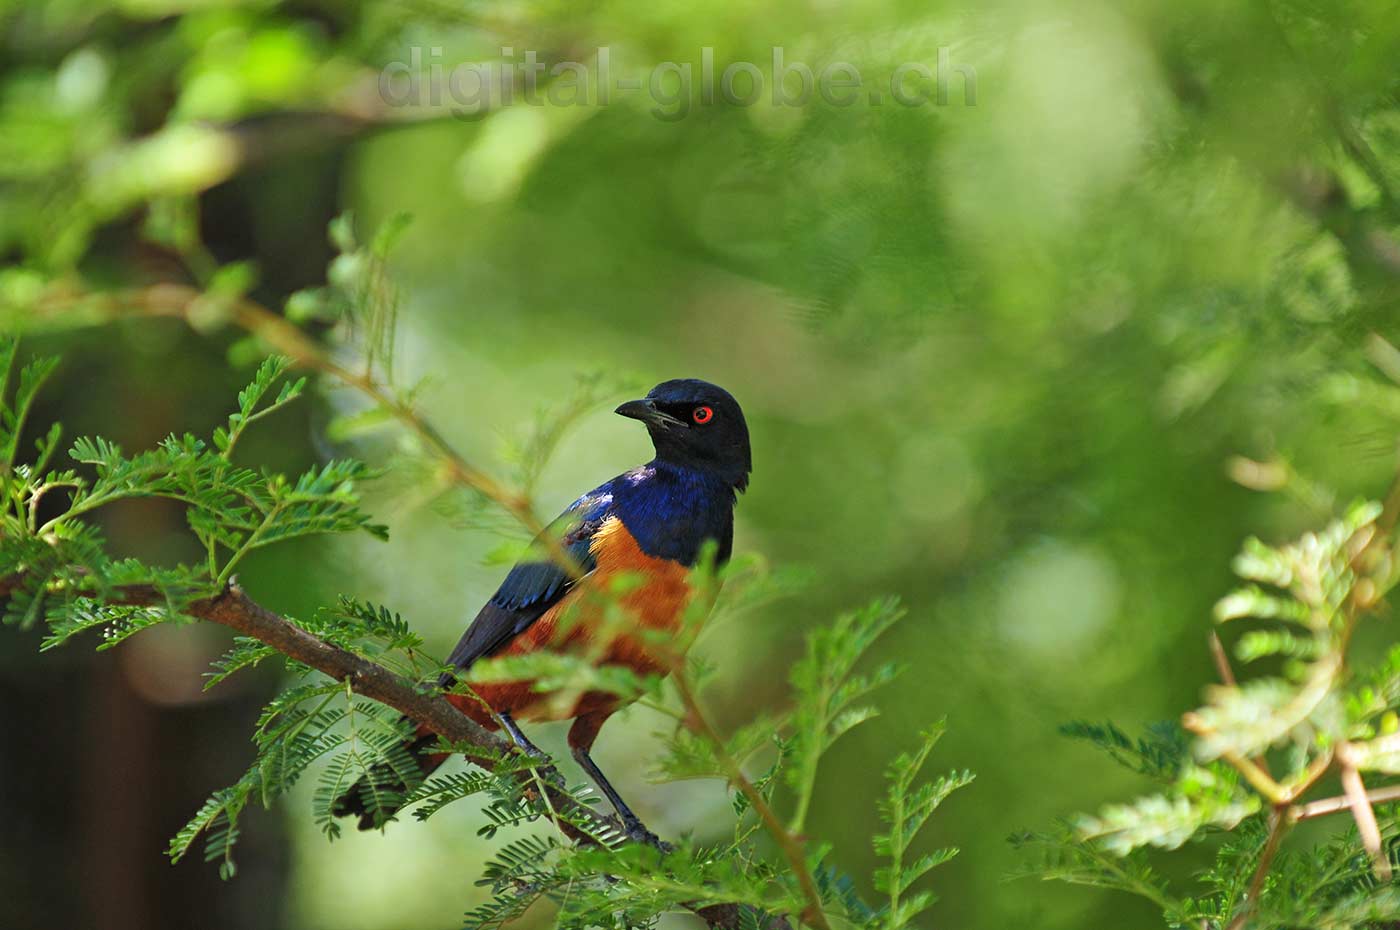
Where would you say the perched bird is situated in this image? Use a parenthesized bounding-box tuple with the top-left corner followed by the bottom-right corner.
(333, 378, 751, 843)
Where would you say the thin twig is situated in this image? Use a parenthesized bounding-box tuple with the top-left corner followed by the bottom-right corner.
(1339, 748, 1393, 881)
(1225, 806, 1290, 930)
(1279, 749, 1334, 803)
(673, 674, 832, 930)
(1178, 717, 1285, 804)
(1209, 630, 1238, 688)
(1295, 783, 1400, 821)
(28, 284, 583, 576)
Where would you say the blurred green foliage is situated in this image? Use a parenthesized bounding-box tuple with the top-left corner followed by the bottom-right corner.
(6, 0, 1400, 928)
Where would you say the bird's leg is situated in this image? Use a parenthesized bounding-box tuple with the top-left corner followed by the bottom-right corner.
(572, 745, 666, 848)
(498, 710, 566, 788)
(498, 714, 562, 789)
(568, 711, 669, 850)
(498, 711, 549, 760)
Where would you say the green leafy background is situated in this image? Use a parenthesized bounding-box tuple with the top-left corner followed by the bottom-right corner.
(5, 1, 1400, 929)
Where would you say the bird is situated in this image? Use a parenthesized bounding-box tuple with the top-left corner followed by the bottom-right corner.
(332, 378, 751, 844)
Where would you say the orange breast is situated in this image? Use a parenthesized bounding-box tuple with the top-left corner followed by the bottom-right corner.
(466, 516, 697, 724)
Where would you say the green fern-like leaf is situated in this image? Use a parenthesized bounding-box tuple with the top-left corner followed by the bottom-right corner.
(215, 355, 304, 457)
(408, 771, 501, 821)
(205, 636, 279, 689)
(785, 596, 906, 832)
(872, 722, 973, 930)
(1059, 720, 1189, 781)
(1074, 764, 1260, 855)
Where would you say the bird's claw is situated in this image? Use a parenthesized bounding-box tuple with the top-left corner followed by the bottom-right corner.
(623, 818, 673, 852)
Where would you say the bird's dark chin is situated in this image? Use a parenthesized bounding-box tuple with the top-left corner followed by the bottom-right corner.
(652, 443, 750, 491)
(646, 425, 691, 454)
(648, 422, 688, 439)
(649, 435, 692, 463)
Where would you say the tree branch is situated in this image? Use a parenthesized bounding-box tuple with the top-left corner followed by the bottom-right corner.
(1338, 745, 1393, 881)
(112, 580, 593, 823)
(5, 572, 780, 930)
(1294, 783, 1400, 821)
(1208, 630, 1238, 688)
(673, 674, 829, 930)
(1225, 806, 1290, 930)
(25, 283, 584, 577)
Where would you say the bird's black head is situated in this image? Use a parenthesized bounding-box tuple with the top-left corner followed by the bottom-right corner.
(615, 379, 751, 491)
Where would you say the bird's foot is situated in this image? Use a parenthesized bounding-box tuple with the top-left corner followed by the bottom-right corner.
(499, 711, 560, 785)
(503, 738, 565, 787)
(622, 816, 673, 852)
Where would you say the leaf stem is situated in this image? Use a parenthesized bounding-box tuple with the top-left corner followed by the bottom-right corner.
(1338, 745, 1393, 881)
(1294, 783, 1400, 820)
(71, 284, 588, 579)
(673, 673, 832, 930)
(1225, 806, 1289, 930)
(1208, 630, 1238, 688)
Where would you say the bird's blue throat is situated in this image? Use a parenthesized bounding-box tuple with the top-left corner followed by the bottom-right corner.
(609, 459, 737, 566)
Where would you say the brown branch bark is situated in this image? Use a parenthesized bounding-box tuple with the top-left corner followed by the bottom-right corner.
(1225, 806, 1289, 930)
(1209, 630, 1239, 688)
(1338, 746, 1394, 882)
(111, 580, 594, 826)
(1295, 783, 1400, 821)
(6, 573, 781, 930)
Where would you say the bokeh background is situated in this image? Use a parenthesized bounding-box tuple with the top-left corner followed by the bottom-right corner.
(5, 1, 1400, 929)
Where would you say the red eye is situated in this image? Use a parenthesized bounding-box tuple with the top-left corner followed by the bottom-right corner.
(692, 406, 714, 424)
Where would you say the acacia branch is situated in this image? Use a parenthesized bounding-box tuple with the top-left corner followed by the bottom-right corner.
(112, 580, 591, 820)
(3, 572, 775, 930)
(26, 283, 585, 578)
(1338, 745, 1393, 882)
(1208, 630, 1238, 689)
(1206, 413, 1400, 927)
(1225, 806, 1289, 930)
(1295, 783, 1400, 821)
(673, 674, 830, 930)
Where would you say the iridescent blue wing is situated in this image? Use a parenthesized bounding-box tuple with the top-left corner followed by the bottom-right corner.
(440, 485, 614, 678)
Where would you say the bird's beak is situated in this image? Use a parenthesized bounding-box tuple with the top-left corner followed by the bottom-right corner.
(615, 399, 684, 429)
